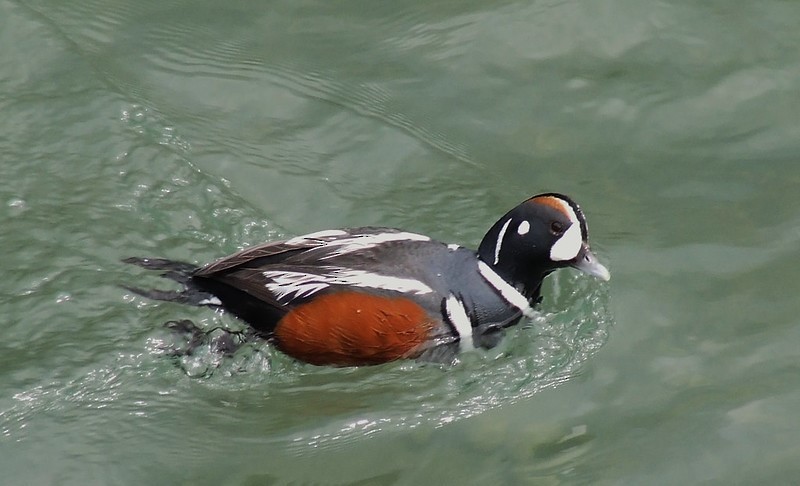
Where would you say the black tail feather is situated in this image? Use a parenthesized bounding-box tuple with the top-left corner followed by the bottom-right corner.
(122, 257, 219, 306)
(122, 257, 198, 284)
(124, 256, 283, 337)
(121, 285, 199, 304)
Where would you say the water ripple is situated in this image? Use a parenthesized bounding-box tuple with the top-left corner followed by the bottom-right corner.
(111, 269, 613, 453)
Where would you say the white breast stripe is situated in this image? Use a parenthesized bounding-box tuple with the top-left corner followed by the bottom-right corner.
(445, 295, 474, 351)
(318, 232, 431, 259)
(263, 268, 434, 302)
(493, 218, 512, 265)
(477, 261, 534, 317)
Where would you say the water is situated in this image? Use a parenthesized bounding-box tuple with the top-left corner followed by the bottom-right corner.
(2, 0, 800, 484)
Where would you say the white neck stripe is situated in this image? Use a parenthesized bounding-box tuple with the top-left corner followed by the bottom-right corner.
(477, 261, 534, 317)
(493, 218, 512, 265)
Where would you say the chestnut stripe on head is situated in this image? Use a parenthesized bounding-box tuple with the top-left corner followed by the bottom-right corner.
(530, 195, 574, 218)
(530, 193, 588, 240)
(530, 195, 585, 262)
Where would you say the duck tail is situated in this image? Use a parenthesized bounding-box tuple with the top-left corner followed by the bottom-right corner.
(122, 257, 221, 306)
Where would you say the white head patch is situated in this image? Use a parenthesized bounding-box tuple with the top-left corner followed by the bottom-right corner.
(548, 198, 584, 262)
(517, 220, 530, 235)
(550, 223, 582, 261)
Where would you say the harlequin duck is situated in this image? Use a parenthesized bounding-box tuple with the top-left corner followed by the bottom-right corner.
(125, 193, 609, 366)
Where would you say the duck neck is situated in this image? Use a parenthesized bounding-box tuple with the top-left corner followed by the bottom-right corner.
(477, 233, 550, 304)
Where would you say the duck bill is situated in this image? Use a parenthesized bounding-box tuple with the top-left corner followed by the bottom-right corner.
(570, 244, 611, 281)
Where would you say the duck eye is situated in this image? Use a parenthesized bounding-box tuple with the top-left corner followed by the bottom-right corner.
(550, 221, 564, 235)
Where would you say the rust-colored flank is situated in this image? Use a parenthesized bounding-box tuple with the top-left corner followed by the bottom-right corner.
(274, 292, 435, 366)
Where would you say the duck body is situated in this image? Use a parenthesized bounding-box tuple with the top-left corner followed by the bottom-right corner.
(126, 193, 610, 366)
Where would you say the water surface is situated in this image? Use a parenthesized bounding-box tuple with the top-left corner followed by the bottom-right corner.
(2, 0, 800, 484)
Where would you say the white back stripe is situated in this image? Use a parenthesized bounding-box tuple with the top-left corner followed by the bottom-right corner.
(262, 268, 434, 302)
(493, 218, 512, 265)
(317, 232, 431, 259)
(477, 261, 534, 317)
(287, 229, 348, 244)
(263, 271, 329, 300)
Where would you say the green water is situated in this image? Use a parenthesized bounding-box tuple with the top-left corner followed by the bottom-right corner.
(2, 0, 800, 484)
